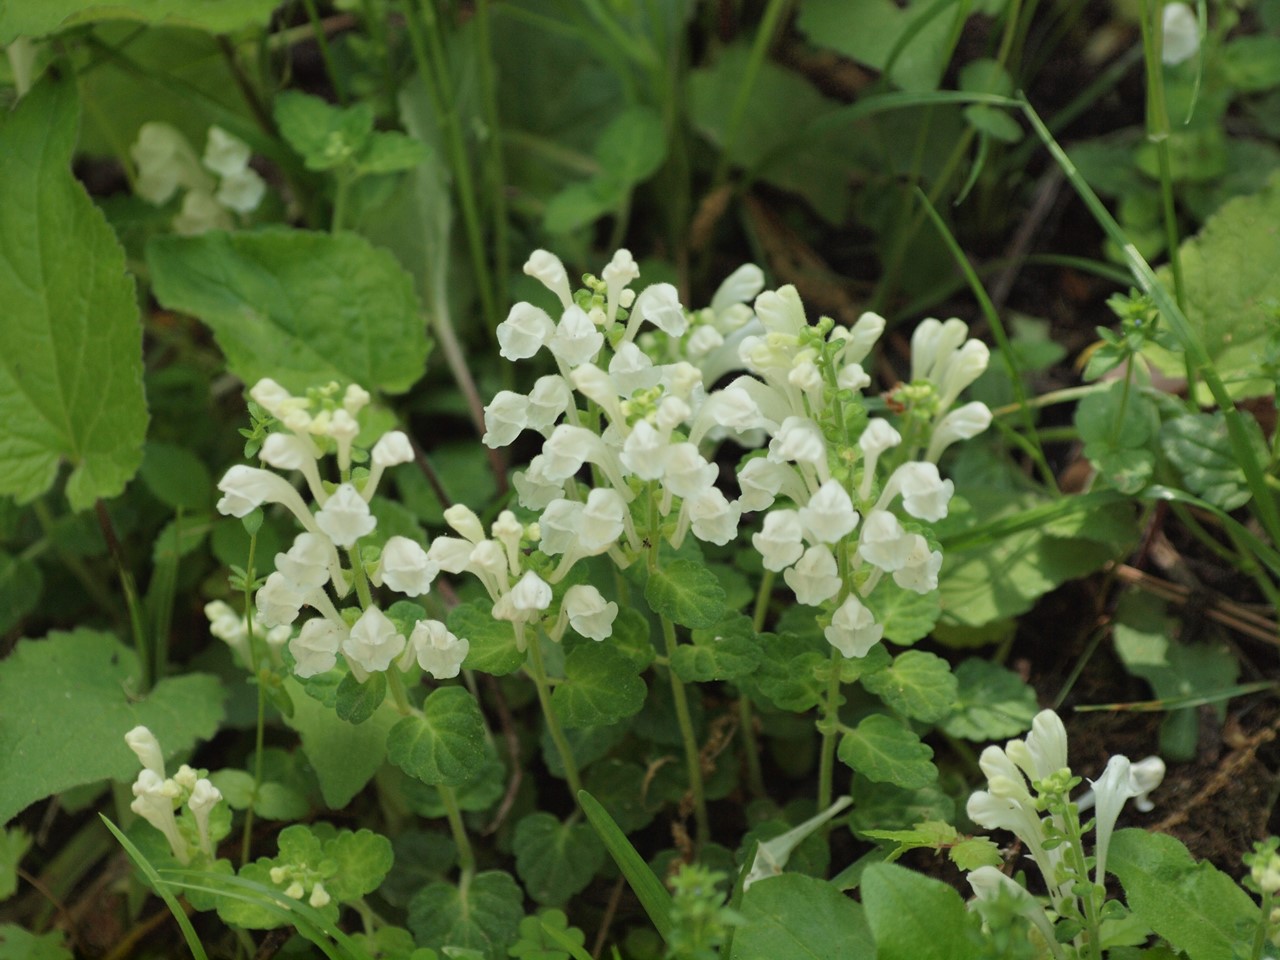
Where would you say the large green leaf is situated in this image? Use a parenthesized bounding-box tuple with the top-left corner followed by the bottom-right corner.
(0, 78, 147, 511)
(407, 871, 524, 960)
(512, 813, 605, 907)
(838, 715, 937, 790)
(861, 651, 957, 723)
(940, 659, 1037, 741)
(0, 0, 280, 42)
(735, 873, 873, 960)
(0, 630, 224, 824)
(1160, 411, 1267, 510)
(148, 228, 429, 395)
(1109, 829, 1259, 960)
(1141, 172, 1280, 401)
(861, 863, 980, 960)
(550, 643, 646, 729)
(644, 558, 725, 629)
(282, 677, 399, 809)
(386, 686, 487, 786)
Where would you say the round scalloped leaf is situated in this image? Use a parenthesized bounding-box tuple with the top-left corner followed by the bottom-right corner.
(861, 651, 957, 723)
(550, 643, 646, 729)
(838, 715, 937, 790)
(407, 871, 524, 960)
(940, 658, 1037, 741)
(644, 558, 726, 629)
(513, 812, 605, 907)
(387, 687, 487, 786)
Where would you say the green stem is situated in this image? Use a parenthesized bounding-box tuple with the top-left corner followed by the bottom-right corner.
(735, 568, 776, 800)
(300, 0, 348, 105)
(816, 648, 843, 814)
(473, 0, 509, 311)
(350, 537, 374, 609)
(386, 668, 415, 716)
(331, 170, 351, 234)
(241, 531, 263, 867)
(1251, 887, 1275, 960)
(31, 499, 123, 621)
(661, 615, 710, 849)
(94, 500, 152, 690)
(438, 784, 476, 884)
(1062, 805, 1103, 960)
(525, 632, 582, 798)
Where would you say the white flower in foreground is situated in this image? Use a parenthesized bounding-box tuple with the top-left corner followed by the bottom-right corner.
(216, 465, 313, 529)
(967, 867, 1057, 946)
(527, 375, 573, 431)
(290, 617, 347, 677)
(621, 421, 667, 480)
(256, 572, 307, 627)
(1162, 2, 1199, 66)
(187, 779, 223, 857)
(927, 401, 992, 462)
(857, 510, 914, 572)
(125, 726, 166, 777)
(426, 536, 474, 574)
(687, 486, 740, 545)
(497, 302, 556, 361)
(799, 480, 859, 544)
(580, 488, 627, 552)
(373, 536, 437, 596)
(1005, 709, 1070, 783)
(315, 483, 376, 547)
(524, 249, 574, 308)
(402, 619, 469, 679)
(509, 570, 552, 615)
(784, 545, 842, 605)
(538, 500, 584, 556)
(769, 416, 827, 473)
(343, 606, 405, 673)
(632, 283, 687, 337)
(890, 461, 954, 522)
(825, 594, 883, 658)
(911, 318, 970, 384)
(131, 769, 189, 863)
(549, 305, 604, 366)
(837, 363, 871, 393)
(891, 535, 943, 594)
(483, 391, 528, 448)
(752, 509, 805, 572)
(563, 584, 618, 641)
(663, 443, 717, 499)
(203, 125, 251, 178)
(275, 532, 332, 591)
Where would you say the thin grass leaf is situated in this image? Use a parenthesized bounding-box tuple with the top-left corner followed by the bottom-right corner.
(1018, 97, 1280, 554)
(1142, 485, 1280, 580)
(99, 815, 210, 960)
(1074, 681, 1276, 713)
(578, 790, 672, 942)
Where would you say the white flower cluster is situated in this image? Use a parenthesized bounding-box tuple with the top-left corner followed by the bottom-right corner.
(966, 710, 1166, 912)
(214, 379, 468, 683)
(125, 726, 223, 865)
(131, 123, 266, 235)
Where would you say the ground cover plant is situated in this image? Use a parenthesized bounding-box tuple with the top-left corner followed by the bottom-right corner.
(1, 1, 1279, 958)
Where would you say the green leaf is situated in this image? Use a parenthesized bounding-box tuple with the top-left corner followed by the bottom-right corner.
(550, 643, 646, 729)
(849, 778, 955, 837)
(0, 552, 42, 636)
(335, 671, 387, 725)
(323, 828, 395, 902)
(512, 813, 605, 907)
(1141, 172, 1280, 401)
(594, 106, 666, 187)
(963, 105, 1022, 143)
(147, 228, 429, 396)
(139, 441, 213, 511)
(0, 630, 223, 824)
(750, 631, 828, 711)
(644, 558, 725, 629)
(1109, 828, 1259, 960)
(582, 760, 656, 835)
(0, 0, 279, 41)
(673, 615, 762, 682)
(0, 827, 32, 900)
(797, 0, 975, 92)
(386, 686, 487, 786)
(1074, 382, 1158, 494)
(0, 923, 73, 960)
(274, 92, 375, 172)
(407, 871, 524, 960)
(838, 715, 937, 790)
(861, 651, 957, 723)
(1220, 36, 1280, 92)
(356, 132, 429, 176)
(861, 863, 980, 960)
(734, 873, 873, 960)
(949, 838, 1003, 871)
(1160, 411, 1266, 510)
(940, 659, 1038, 741)
(282, 676, 399, 809)
(543, 179, 622, 235)
(448, 601, 523, 676)
(0, 78, 147, 510)
(577, 790, 672, 942)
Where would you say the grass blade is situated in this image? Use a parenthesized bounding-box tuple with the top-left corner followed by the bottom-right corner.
(578, 789, 673, 942)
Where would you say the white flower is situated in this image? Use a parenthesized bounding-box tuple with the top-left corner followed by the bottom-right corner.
(482, 391, 528, 448)
(426, 536, 474, 574)
(216, 465, 313, 530)
(603, 248, 640, 321)
(609, 341, 661, 394)
(216, 167, 266, 214)
(343, 384, 370, 417)
(581, 488, 626, 552)
(911, 318, 969, 383)
(309, 882, 331, 909)
(841, 311, 886, 365)
(825, 594, 883, 658)
(927, 401, 992, 462)
(711, 264, 766, 313)
(663, 443, 717, 498)
(857, 419, 902, 499)
(524, 249, 574, 308)
(549, 305, 604, 366)
(206, 600, 249, 662)
(686, 325, 725, 361)
(754, 285, 806, 337)
(563, 585, 618, 641)
(513, 457, 565, 510)
(343, 606, 405, 673)
(783, 544, 842, 605)
(173, 189, 232, 235)
(132, 122, 209, 205)
(1162, 2, 1199, 65)
(497, 302, 556, 360)
(125, 726, 166, 777)
(967, 867, 1056, 946)
(857, 510, 914, 572)
(315, 483, 376, 547)
(373, 536, 437, 596)
(275, 532, 332, 591)
(621, 421, 668, 480)
(753, 509, 805, 571)
(688, 486, 740, 545)
(256, 572, 307, 627)
(837, 363, 871, 393)
(891, 535, 942, 594)
(1090, 754, 1139, 885)
(203, 125, 251, 177)
(131, 769, 189, 863)
(938, 340, 990, 411)
(538, 499, 583, 556)
(527, 375, 574, 431)
(372, 431, 414, 467)
(736, 457, 793, 512)
(798, 480, 859, 544)
(1006, 709, 1070, 784)
(443, 504, 486, 543)
(260, 433, 317, 472)
(632, 283, 687, 337)
(290, 617, 347, 677)
(509, 570, 552, 615)
(769, 417, 827, 473)
(402, 619, 469, 679)
(188, 779, 223, 857)
(888, 461, 954, 522)
(570, 364, 624, 423)
(541, 424, 601, 481)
